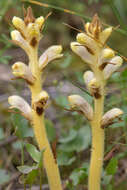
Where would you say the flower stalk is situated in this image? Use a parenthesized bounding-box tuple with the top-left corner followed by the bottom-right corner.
(69, 14, 123, 190)
(8, 7, 63, 190)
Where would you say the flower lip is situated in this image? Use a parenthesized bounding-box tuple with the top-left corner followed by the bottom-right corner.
(68, 94, 93, 121)
(101, 108, 123, 128)
(39, 45, 63, 70)
(8, 95, 32, 121)
(70, 42, 94, 64)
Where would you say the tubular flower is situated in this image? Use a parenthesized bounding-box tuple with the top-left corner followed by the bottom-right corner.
(8, 95, 32, 121)
(68, 95, 93, 121)
(12, 62, 35, 84)
(8, 7, 63, 190)
(39, 45, 63, 70)
(68, 14, 123, 190)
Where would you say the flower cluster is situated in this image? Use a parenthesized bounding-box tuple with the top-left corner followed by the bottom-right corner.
(8, 7, 63, 121)
(68, 14, 123, 127)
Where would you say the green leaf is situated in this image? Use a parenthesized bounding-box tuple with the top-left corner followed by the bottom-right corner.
(25, 169, 38, 185)
(102, 171, 112, 185)
(57, 151, 76, 166)
(45, 119, 56, 142)
(26, 143, 41, 163)
(11, 114, 34, 138)
(17, 165, 38, 174)
(70, 165, 88, 186)
(59, 126, 91, 152)
(106, 157, 118, 175)
(59, 129, 77, 143)
(0, 169, 10, 185)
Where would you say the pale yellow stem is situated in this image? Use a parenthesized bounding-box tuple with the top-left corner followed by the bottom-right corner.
(89, 96, 104, 190)
(88, 67, 105, 190)
(29, 48, 62, 190)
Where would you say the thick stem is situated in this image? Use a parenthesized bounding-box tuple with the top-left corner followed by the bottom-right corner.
(89, 94, 104, 190)
(29, 48, 62, 190)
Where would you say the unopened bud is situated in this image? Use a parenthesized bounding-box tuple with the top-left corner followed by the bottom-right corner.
(101, 108, 123, 128)
(89, 78, 101, 98)
(8, 95, 32, 121)
(76, 33, 98, 54)
(83, 71, 95, 88)
(12, 16, 26, 32)
(27, 23, 40, 38)
(12, 62, 35, 85)
(68, 95, 93, 120)
(101, 48, 115, 59)
(99, 27, 112, 44)
(35, 16, 44, 30)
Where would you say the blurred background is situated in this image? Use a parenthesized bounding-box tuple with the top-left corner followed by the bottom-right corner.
(0, 0, 127, 189)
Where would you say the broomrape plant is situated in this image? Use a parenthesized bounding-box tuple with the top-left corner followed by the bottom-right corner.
(68, 14, 123, 190)
(8, 7, 63, 190)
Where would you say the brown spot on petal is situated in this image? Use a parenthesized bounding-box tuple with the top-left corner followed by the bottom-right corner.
(99, 62, 117, 71)
(36, 107, 44, 115)
(91, 87, 102, 99)
(93, 91, 102, 99)
(85, 45, 95, 55)
(99, 62, 108, 70)
(30, 37, 37, 47)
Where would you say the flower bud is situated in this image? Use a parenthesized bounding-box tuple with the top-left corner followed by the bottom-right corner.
(101, 48, 115, 59)
(99, 27, 112, 44)
(33, 91, 49, 115)
(27, 23, 40, 38)
(35, 16, 45, 30)
(68, 95, 93, 120)
(85, 14, 102, 39)
(103, 56, 123, 79)
(12, 16, 26, 32)
(76, 33, 98, 54)
(12, 62, 35, 85)
(99, 48, 115, 70)
(39, 45, 63, 70)
(101, 108, 123, 128)
(8, 95, 32, 121)
(83, 71, 95, 88)
(88, 78, 101, 98)
(70, 42, 94, 64)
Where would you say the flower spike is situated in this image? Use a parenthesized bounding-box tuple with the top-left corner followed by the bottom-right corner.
(9, 7, 63, 190)
(69, 14, 123, 190)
